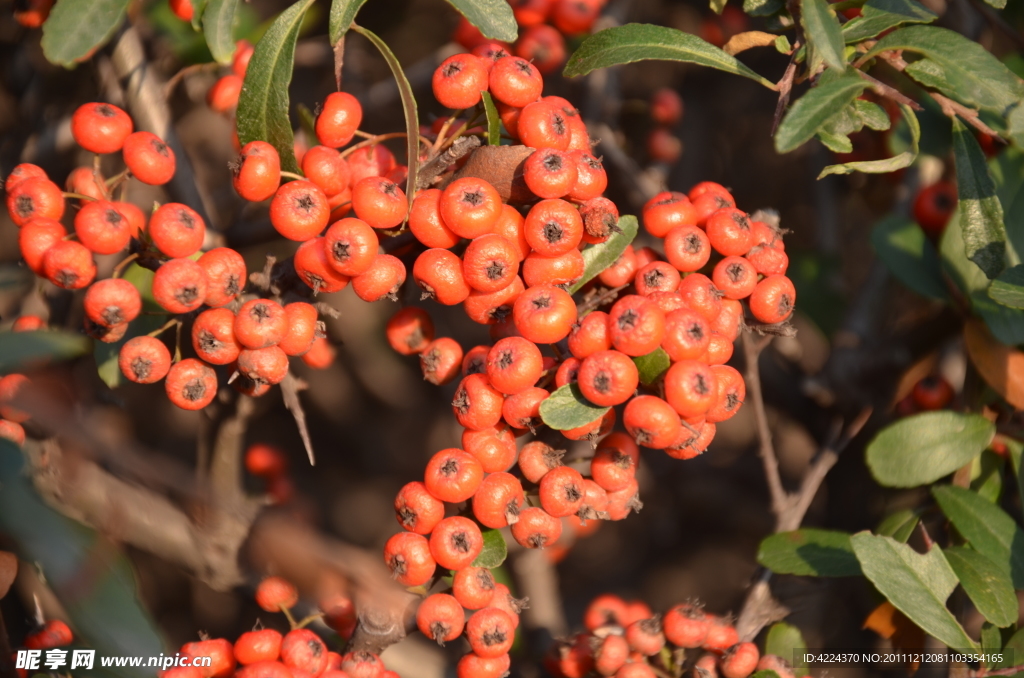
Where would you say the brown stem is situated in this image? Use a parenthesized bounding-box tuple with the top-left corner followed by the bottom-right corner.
(333, 34, 345, 92)
(771, 52, 799, 137)
(281, 372, 315, 466)
(416, 136, 481, 190)
(857, 70, 923, 110)
(741, 331, 787, 517)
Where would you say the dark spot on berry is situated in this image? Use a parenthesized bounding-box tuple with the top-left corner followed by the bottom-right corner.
(430, 621, 451, 645)
(389, 554, 407, 577)
(451, 530, 470, 553)
(101, 305, 124, 326)
(151, 140, 170, 156)
(305, 639, 323, 657)
(182, 378, 206, 401)
(15, 195, 34, 218)
(488, 303, 512, 323)
(461, 189, 485, 207)
(453, 387, 470, 413)
(727, 263, 746, 282)
(584, 155, 603, 170)
(485, 261, 506, 280)
(225, 274, 241, 297)
(531, 293, 552, 310)
(638, 617, 662, 635)
(725, 390, 742, 411)
(505, 497, 521, 523)
(177, 209, 195, 228)
(465, 357, 485, 375)
(617, 309, 638, 330)
(564, 482, 582, 502)
(131, 357, 152, 380)
(55, 270, 78, 288)
(694, 373, 710, 395)
(684, 233, 703, 254)
(481, 626, 508, 647)
(498, 349, 514, 370)
(333, 241, 351, 262)
(96, 104, 115, 117)
(593, 371, 611, 393)
(730, 212, 751, 230)
(514, 59, 534, 74)
(643, 268, 665, 289)
(441, 457, 461, 476)
(421, 348, 441, 376)
(633, 428, 653, 445)
(295, 194, 315, 212)
(405, 327, 425, 350)
(251, 303, 272, 322)
(104, 208, 123, 225)
(541, 153, 563, 172)
(686, 322, 705, 342)
(381, 180, 399, 197)
(543, 220, 564, 243)
(612, 450, 632, 469)
(442, 61, 463, 78)
(398, 505, 418, 528)
(198, 329, 221, 353)
(526, 532, 549, 548)
(175, 284, 199, 305)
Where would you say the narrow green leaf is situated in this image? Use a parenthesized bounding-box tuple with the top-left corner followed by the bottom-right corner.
(801, 0, 846, 71)
(981, 0, 1006, 9)
(855, 100, 891, 131)
(0, 331, 90, 373)
(775, 74, 867, 153)
(819, 103, 919, 177)
(539, 384, 610, 431)
(481, 91, 501, 146)
(869, 214, 946, 299)
(865, 411, 994, 487)
(953, 118, 1007, 280)
(710, 0, 728, 13)
(945, 546, 1016, 628)
(236, 0, 316, 174)
(191, 0, 209, 31)
(203, 0, 240, 64)
(850, 533, 977, 651)
(563, 24, 775, 89)
(472, 529, 508, 568)
(932, 485, 1024, 589)
(352, 25, 418, 216)
(745, 0, 785, 16)
(41, 0, 130, 67)
(775, 35, 792, 53)
(445, 0, 518, 42)
(1007, 103, 1024, 149)
(841, 0, 936, 43)
(817, 130, 853, 153)
(981, 622, 1002, 659)
(329, 0, 368, 44)
(989, 265, 1024, 309)
(1007, 438, 1024, 527)
(877, 509, 920, 543)
(633, 348, 671, 386)
(765, 623, 809, 676)
(569, 215, 639, 293)
(861, 26, 1024, 114)
(757, 529, 861, 576)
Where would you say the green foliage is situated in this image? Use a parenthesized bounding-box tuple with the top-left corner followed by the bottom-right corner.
(329, 0, 369, 44)
(801, 0, 845, 71)
(953, 118, 1008, 280)
(943, 546, 1016, 628)
(869, 214, 945, 299)
(472, 529, 508, 568)
(850, 533, 977, 651)
(932, 485, 1024, 588)
(41, 0, 130, 67)
(0, 331, 90, 374)
(203, 0, 240, 64)
(562, 24, 774, 89)
(765, 623, 809, 676)
(865, 412, 994, 488)
(988, 266, 1024, 309)
(236, 0, 316, 174)
(445, 0, 518, 42)
(481, 91, 501, 146)
(820, 103, 919, 178)
(539, 384, 610, 431)
(841, 0, 936, 43)
(569, 215, 639, 293)
(757, 529, 861, 576)
(877, 509, 920, 543)
(633, 348, 671, 386)
(775, 74, 867, 153)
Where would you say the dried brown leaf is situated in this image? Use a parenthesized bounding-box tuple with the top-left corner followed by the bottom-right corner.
(965, 318, 1024, 410)
(723, 31, 780, 56)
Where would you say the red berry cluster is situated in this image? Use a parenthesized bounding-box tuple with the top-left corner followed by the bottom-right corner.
(544, 594, 796, 678)
(11, 619, 74, 678)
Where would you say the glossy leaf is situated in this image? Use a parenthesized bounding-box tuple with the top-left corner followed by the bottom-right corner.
(865, 411, 994, 487)
(204, 0, 240, 63)
(877, 509, 920, 543)
(563, 24, 774, 89)
(352, 25, 418, 216)
(801, 0, 845, 71)
(41, 0, 130, 67)
(765, 623, 809, 676)
(236, 0, 316, 174)
(0, 331, 90, 374)
(482, 91, 501, 146)
(944, 546, 1016, 628)
(861, 26, 1024, 114)
(328, 0, 368, 44)
(869, 214, 946, 299)
(757, 529, 861, 576)
(989, 265, 1024, 309)
(539, 384, 611, 431)
(633, 348, 671, 386)
(850, 533, 977, 651)
(952, 118, 1007, 280)
(569, 215, 639, 293)
(932, 485, 1024, 588)
(841, 0, 936, 43)
(819, 103, 919, 177)
(472, 529, 508, 568)
(775, 74, 867, 153)
(445, 0, 517, 42)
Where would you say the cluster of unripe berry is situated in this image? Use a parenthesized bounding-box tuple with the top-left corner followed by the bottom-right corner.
(544, 594, 795, 678)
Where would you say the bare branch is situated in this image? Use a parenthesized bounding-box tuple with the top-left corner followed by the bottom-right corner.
(510, 548, 567, 639)
(741, 331, 788, 517)
(416, 136, 481, 190)
(857, 70, 923, 111)
(771, 55, 799, 137)
(282, 372, 315, 466)
(208, 394, 257, 508)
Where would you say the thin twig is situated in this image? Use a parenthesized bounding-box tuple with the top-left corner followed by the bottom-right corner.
(771, 53, 799, 137)
(741, 331, 787, 517)
(282, 372, 315, 466)
(416, 135, 481, 190)
(857, 70, 924, 110)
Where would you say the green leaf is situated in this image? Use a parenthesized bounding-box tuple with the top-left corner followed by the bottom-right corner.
(869, 214, 946, 299)
(775, 35, 793, 53)
(538, 384, 611, 431)
(445, 0, 518, 42)
(710, 0, 728, 12)
(1007, 437, 1024, 524)
(0, 441, 165, 677)
(850, 533, 977, 651)
(865, 411, 994, 487)
(817, 130, 853, 153)
(855, 100, 891, 131)
(745, 0, 785, 15)
(563, 24, 774, 89)
(481, 91, 501, 146)
(757, 529, 861, 577)
(989, 266, 1024, 309)
(969, 451, 1003, 503)
(191, 0, 209, 31)
(236, 0, 315, 174)
(41, 0, 130, 67)
(765, 623, 809, 676)
(932, 485, 1024, 589)
(861, 26, 1024, 114)
(819, 103, 919, 177)
(841, 0, 936, 43)
(633, 348, 671, 386)
(472, 529, 508, 568)
(877, 509, 920, 543)
(981, 622, 1002, 658)
(352, 25, 418, 217)
(998, 628, 1024, 675)
(203, 0, 239, 63)
(953, 117, 1008, 280)
(944, 546, 1017, 628)
(981, 0, 1006, 9)
(569, 215, 639, 293)
(775, 74, 867, 153)
(328, 0, 368, 44)
(801, 0, 846, 71)
(0, 331, 90, 374)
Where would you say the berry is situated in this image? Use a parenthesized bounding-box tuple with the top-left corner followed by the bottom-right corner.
(605, 478, 643, 520)
(65, 166, 108, 202)
(294, 237, 350, 293)
(452, 373, 504, 430)
(234, 629, 283, 666)
(235, 663, 290, 678)
(707, 365, 745, 423)
(524, 199, 583, 256)
(280, 629, 328, 676)
(651, 87, 684, 125)
(440, 177, 502, 239)
(0, 375, 30, 423)
(122, 131, 176, 185)
(420, 337, 464, 385)
(453, 567, 497, 610)
(568, 151, 608, 202)
(749, 275, 796, 324)
(395, 480, 445, 534)
(457, 653, 510, 678)
(703, 617, 739, 653)
(169, 0, 194, 20)
(417, 592, 465, 645)
(351, 253, 405, 301)
(429, 515, 483, 569)
(643, 193, 696, 238)
(409, 188, 461, 248)
(119, 336, 172, 384)
(913, 181, 957, 236)
(539, 465, 585, 517)
(18, 218, 65, 275)
(524, 148, 577, 198)
(7, 177, 64, 226)
(608, 295, 666, 357)
(518, 440, 564, 482)
(663, 603, 709, 647)
(414, 248, 472, 305)
(595, 634, 630, 676)
(424, 447, 484, 502)
(489, 56, 543, 108)
(347, 144, 396, 184)
(165, 358, 218, 410)
(464, 276, 525, 324)
(665, 359, 717, 419)
(624, 395, 682, 449)
(912, 375, 954, 410)
(42, 241, 96, 290)
(278, 302, 319, 357)
(473, 471, 526, 528)
(232, 40, 255, 77)
(626, 617, 666, 656)
(578, 350, 639, 407)
(317, 92, 363, 148)
(71, 102, 133, 154)
(515, 24, 567, 74)
(692, 192, 736, 227)
(383, 531, 435, 586)
(756, 655, 796, 678)
(466, 608, 515, 658)
(511, 506, 562, 548)
(721, 643, 760, 678)
(664, 225, 711, 273)
(24, 619, 73, 650)
(270, 180, 330, 241)
(149, 203, 205, 258)
(181, 639, 235, 678)
(84, 278, 141, 327)
(591, 437, 639, 492)
(351, 176, 407, 230)
(486, 336, 543, 395)
(712, 256, 757, 300)
(386, 307, 434, 355)
(207, 74, 243, 113)
(555, 356, 581, 387)
(245, 443, 287, 477)
(197, 247, 246, 307)
(706, 208, 754, 256)
(6, 163, 48, 191)
(519, 100, 571, 151)
(463, 423, 518, 472)
(551, 0, 600, 33)
(11, 315, 46, 332)
(432, 53, 488, 109)
(513, 285, 577, 344)
(232, 141, 281, 202)
(0, 420, 25, 445)
(302, 145, 350, 197)
(237, 346, 289, 385)
(677, 273, 723, 322)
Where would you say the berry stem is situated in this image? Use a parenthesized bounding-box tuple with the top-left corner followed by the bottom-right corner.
(280, 171, 305, 181)
(62, 192, 98, 202)
(111, 253, 139, 278)
(280, 604, 299, 630)
(146, 317, 180, 338)
(92, 153, 110, 200)
(105, 168, 132, 192)
(430, 109, 465, 153)
(293, 612, 324, 629)
(173, 318, 183, 362)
